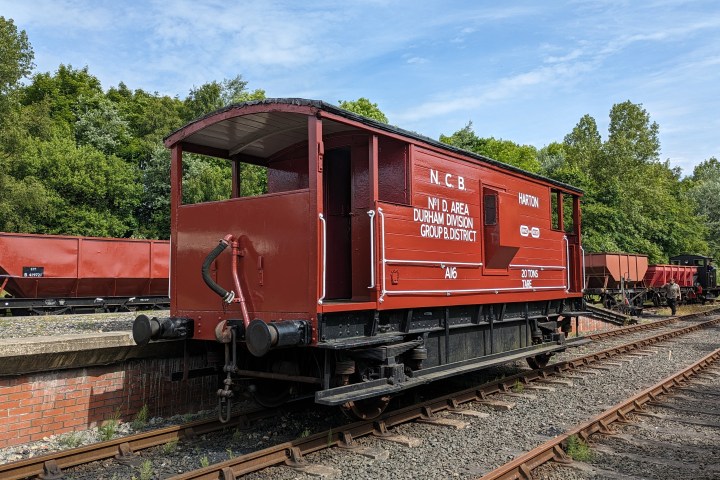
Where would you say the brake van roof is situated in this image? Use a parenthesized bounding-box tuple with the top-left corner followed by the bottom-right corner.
(164, 98, 582, 194)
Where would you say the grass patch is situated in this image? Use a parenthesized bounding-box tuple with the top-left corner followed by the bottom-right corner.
(200, 455, 210, 468)
(98, 410, 121, 441)
(138, 460, 153, 480)
(162, 439, 178, 454)
(131, 404, 149, 430)
(57, 431, 84, 448)
(565, 434, 592, 461)
(511, 379, 525, 393)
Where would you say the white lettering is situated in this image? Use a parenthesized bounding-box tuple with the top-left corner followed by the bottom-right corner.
(457, 176, 465, 191)
(445, 266, 458, 279)
(430, 169, 439, 185)
(518, 192, 540, 208)
(413, 208, 444, 224)
(446, 213, 474, 229)
(522, 279, 533, 288)
(450, 201, 469, 215)
(443, 228, 477, 242)
(521, 269, 539, 279)
(444, 173, 454, 188)
(428, 197, 439, 210)
(420, 223, 444, 238)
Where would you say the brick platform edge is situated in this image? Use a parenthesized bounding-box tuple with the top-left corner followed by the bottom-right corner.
(569, 315, 619, 335)
(0, 356, 218, 448)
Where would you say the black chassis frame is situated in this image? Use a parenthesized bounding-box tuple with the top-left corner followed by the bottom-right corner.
(313, 297, 584, 406)
(0, 295, 170, 315)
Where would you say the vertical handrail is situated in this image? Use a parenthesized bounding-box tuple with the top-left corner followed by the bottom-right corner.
(318, 213, 327, 305)
(367, 210, 376, 289)
(563, 236, 570, 291)
(580, 246, 586, 291)
(377, 208, 387, 303)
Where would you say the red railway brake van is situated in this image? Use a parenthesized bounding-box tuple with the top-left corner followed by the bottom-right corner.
(133, 99, 585, 420)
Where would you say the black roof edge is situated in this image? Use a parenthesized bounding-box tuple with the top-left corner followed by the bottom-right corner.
(166, 98, 583, 195)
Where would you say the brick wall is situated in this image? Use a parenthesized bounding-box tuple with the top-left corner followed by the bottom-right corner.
(0, 356, 218, 448)
(569, 315, 618, 334)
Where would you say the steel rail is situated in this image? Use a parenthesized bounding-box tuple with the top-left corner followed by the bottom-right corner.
(478, 345, 720, 480)
(3, 309, 716, 479)
(166, 314, 720, 480)
(577, 306, 719, 342)
(0, 405, 285, 480)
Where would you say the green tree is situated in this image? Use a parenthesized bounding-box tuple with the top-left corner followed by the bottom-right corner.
(74, 93, 130, 154)
(338, 97, 388, 123)
(107, 85, 185, 165)
(440, 121, 540, 173)
(549, 102, 707, 263)
(182, 156, 233, 204)
(183, 75, 263, 121)
(439, 121, 479, 151)
(688, 157, 720, 259)
(7, 137, 141, 236)
(22, 64, 103, 136)
(0, 16, 34, 143)
(0, 16, 34, 96)
(0, 172, 61, 233)
(136, 146, 171, 239)
(691, 156, 720, 181)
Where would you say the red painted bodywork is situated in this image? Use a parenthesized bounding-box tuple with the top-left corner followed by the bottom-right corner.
(0, 232, 169, 298)
(584, 253, 649, 289)
(165, 100, 584, 342)
(644, 264, 697, 288)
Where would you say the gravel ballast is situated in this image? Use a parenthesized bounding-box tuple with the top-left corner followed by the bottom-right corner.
(1, 310, 717, 479)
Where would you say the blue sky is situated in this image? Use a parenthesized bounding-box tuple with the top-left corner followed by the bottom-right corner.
(2, 0, 718, 175)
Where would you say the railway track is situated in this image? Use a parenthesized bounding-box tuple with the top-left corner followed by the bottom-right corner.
(2, 309, 717, 479)
(0, 405, 283, 480)
(480, 347, 720, 480)
(168, 314, 720, 480)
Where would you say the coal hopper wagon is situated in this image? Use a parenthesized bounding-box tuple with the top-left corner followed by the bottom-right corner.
(0, 232, 169, 315)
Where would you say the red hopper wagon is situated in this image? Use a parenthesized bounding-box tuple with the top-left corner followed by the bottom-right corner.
(644, 263, 698, 306)
(0, 232, 169, 315)
(132, 99, 586, 419)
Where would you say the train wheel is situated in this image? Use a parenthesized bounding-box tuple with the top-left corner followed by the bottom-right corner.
(341, 395, 391, 420)
(251, 380, 294, 408)
(526, 353, 552, 369)
(249, 356, 299, 408)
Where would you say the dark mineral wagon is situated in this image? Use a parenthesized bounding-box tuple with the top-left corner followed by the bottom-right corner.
(0, 232, 169, 315)
(133, 99, 585, 419)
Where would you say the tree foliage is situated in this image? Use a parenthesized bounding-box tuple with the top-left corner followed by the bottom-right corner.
(0, 28, 266, 239)
(544, 102, 707, 263)
(6, 137, 140, 236)
(339, 97, 388, 123)
(440, 121, 541, 173)
(687, 157, 720, 259)
(184, 75, 265, 121)
(0, 16, 33, 96)
(0, 20, 714, 265)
